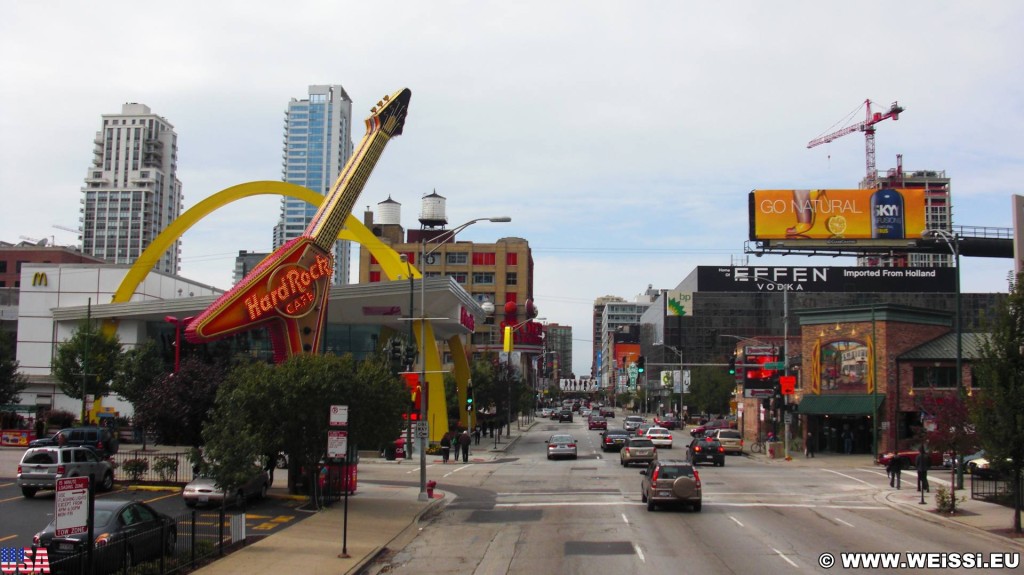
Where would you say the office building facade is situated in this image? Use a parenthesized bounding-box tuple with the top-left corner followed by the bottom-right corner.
(274, 85, 354, 285)
(80, 103, 182, 274)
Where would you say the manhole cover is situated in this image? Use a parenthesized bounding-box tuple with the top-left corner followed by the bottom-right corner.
(565, 541, 635, 555)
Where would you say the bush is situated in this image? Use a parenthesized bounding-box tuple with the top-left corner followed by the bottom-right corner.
(934, 485, 965, 513)
(47, 409, 76, 428)
(153, 456, 179, 481)
(122, 458, 150, 481)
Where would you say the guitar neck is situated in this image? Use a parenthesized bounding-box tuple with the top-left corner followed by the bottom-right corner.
(307, 124, 393, 252)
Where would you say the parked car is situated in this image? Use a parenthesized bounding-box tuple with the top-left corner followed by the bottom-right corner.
(639, 459, 702, 512)
(558, 410, 574, 423)
(182, 468, 270, 508)
(623, 416, 645, 432)
(620, 437, 657, 467)
(690, 419, 731, 438)
(587, 415, 607, 430)
(653, 414, 680, 430)
(34, 499, 176, 575)
(546, 434, 578, 460)
(29, 426, 120, 458)
(876, 448, 944, 470)
(600, 429, 630, 452)
(688, 437, 725, 466)
(712, 429, 743, 454)
(641, 426, 673, 448)
(17, 446, 115, 498)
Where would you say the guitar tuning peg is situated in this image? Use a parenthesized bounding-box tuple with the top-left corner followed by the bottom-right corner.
(377, 100, 384, 108)
(371, 107, 378, 114)
(383, 94, 390, 102)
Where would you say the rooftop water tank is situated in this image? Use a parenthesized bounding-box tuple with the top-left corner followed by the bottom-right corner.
(419, 190, 448, 228)
(377, 196, 401, 225)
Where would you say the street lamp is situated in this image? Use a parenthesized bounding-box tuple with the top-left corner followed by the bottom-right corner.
(416, 216, 510, 501)
(921, 229, 962, 394)
(164, 315, 195, 373)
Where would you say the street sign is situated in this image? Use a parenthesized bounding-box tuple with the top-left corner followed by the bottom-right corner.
(55, 477, 90, 537)
(681, 370, 691, 394)
(414, 421, 429, 439)
(329, 405, 349, 427)
(627, 364, 638, 387)
(327, 430, 348, 458)
(764, 362, 786, 370)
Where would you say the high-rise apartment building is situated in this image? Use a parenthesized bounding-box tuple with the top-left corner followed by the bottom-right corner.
(274, 85, 354, 285)
(80, 103, 182, 274)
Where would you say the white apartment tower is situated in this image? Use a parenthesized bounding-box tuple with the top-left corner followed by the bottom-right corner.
(274, 85, 354, 284)
(80, 103, 182, 273)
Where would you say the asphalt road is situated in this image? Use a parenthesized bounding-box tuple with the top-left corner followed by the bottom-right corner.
(363, 420, 1017, 575)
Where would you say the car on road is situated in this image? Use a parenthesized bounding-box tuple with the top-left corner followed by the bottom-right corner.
(876, 448, 944, 470)
(623, 416, 645, 432)
(558, 410, 574, 423)
(17, 446, 115, 498)
(688, 437, 725, 467)
(639, 459, 702, 512)
(600, 429, 630, 452)
(641, 426, 673, 448)
(620, 437, 657, 467)
(33, 499, 176, 574)
(539, 408, 553, 418)
(587, 415, 607, 430)
(711, 429, 743, 454)
(653, 414, 680, 430)
(690, 419, 732, 438)
(29, 426, 120, 458)
(546, 434, 578, 460)
(182, 468, 270, 508)
(599, 407, 615, 418)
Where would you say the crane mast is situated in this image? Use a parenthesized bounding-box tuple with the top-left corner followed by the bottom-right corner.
(808, 99, 904, 189)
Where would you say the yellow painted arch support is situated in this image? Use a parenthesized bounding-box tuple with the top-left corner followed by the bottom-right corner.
(110, 180, 462, 441)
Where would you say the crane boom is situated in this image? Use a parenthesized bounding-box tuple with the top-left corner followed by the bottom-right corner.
(807, 99, 904, 188)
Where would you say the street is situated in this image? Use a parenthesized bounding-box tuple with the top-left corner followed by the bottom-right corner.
(364, 418, 1018, 575)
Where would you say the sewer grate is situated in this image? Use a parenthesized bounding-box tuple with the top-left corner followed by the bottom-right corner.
(565, 541, 635, 555)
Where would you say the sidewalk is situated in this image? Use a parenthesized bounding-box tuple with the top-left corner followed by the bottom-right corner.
(190, 419, 535, 575)
(748, 449, 1024, 547)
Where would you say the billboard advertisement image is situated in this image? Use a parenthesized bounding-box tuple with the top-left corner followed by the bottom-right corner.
(749, 189, 926, 243)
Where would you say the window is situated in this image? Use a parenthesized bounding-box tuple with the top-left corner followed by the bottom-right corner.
(447, 272, 468, 284)
(472, 252, 496, 266)
(368, 271, 381, 283)
(472, 272, 494, 285)
(0, 261, 6, 273)
(506, 272, 518, 286)
(446, 252, 467, 265)
(912, 365, 957, 389)
(506, 252, 518, 265)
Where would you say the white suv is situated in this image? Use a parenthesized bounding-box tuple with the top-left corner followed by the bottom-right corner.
(16, 447, 115, 498)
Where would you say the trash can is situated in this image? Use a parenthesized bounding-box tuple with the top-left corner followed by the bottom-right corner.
(384, 446, 396, 461)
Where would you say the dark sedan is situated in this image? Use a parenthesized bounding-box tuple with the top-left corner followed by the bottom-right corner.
(688, 438, 725, 467)
(34, 499, 176, 574)
(600, 429, 630, 452)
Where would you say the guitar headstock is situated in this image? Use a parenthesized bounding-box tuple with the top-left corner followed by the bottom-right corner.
(368, 88, 412, 137)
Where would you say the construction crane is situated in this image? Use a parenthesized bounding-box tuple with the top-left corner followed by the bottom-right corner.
(807, 99, 905, 189)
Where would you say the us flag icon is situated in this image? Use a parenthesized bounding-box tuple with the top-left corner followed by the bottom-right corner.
(1, 547, 50, 574)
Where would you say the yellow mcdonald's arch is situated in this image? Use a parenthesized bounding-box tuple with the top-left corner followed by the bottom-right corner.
(109, 180, 457, 441)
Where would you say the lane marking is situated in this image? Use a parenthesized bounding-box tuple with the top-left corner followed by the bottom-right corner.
(634, 543, 646, 563)
(711, 502, 885, 510)
(494, 501, 885, 510)
(772, 547, 799, 568)
(821, 469, 874, 486)
(444, 464, 471, 477)
(621, 513, 629, 524)
(834, 517, 854, 527)
(497, 490, 619, 496)
(729, 515, 744, 527)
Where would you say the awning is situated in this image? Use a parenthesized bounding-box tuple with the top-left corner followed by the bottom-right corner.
(797, 394, 884, 415)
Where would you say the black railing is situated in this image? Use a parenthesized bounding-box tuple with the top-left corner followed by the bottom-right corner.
(41, 507, 242, 575)
(970, 473, 1022, 508)
(108, 451, 195, 484)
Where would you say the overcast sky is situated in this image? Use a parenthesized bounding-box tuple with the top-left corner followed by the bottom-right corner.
(2, 1, 1022, 376)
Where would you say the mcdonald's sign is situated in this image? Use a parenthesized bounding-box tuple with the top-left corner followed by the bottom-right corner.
(31, 272, 48, 287)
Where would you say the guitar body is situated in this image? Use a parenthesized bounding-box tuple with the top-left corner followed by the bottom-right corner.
(184, 88, 411, 362)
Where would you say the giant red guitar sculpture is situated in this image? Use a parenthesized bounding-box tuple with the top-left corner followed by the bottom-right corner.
(186, 88, 412, 362)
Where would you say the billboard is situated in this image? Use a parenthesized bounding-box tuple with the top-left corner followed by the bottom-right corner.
(696, 266, 956, 293)
(666, 291, 693, 317)
(749, 189, 927, 246)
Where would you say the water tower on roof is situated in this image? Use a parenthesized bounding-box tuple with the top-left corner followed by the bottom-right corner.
(377, 196, 401, 226)
(418, 190, 448, 229)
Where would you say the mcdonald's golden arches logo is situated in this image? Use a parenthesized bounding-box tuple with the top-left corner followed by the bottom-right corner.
(32, 272, 48, 287)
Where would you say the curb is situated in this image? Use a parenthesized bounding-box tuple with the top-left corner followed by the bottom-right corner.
(345, 491, 448, 575)
(873, 488, 1024, 550)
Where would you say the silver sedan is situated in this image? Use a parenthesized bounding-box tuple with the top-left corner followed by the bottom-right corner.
(546, 434, 578, 460)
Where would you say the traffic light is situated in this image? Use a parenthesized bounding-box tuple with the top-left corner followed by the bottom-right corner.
(389, 338, 403, 373)
(637, 356, 645, 373)
(404, 344, 417, 369)
(728, 353, 737, 375)
(466, 386, 474, 412)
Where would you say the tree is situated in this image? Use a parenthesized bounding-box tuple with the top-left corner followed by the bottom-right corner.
(688, 366, 735, 415)
(971, 274, 1024, 533)
(112, 340, 167, 407)
(134, 356, 224, 446)
(0, 330, 27, 406)
(51, 320, 122, 412)
(919, 392, 978, 513)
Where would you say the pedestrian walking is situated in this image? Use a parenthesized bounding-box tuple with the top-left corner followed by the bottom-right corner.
(842, 430, 853, 454)
(886, 455, 903, 489)
(916, 446, 930, 493)
(804, 434, 815, 458)
(440, 432, 452, 463)
(473, 425, 481, 445)
(459, 430, 471, 462)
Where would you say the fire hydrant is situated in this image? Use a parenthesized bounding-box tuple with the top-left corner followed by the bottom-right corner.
(427, 480, 437, 498)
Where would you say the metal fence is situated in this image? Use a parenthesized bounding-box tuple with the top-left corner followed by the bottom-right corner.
(109, 451, 196, 484)
(42, 507, 244, 575)
(970, 474, 1023, 508)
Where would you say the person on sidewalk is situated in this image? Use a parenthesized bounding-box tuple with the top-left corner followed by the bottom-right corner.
(459, 430, 471, 462)
(804, 435, 815, 458)
(916, 446, 930, 493)
(473, 425, 481, 445)
(887, 456, 903, 489)
(440, 432, 452, 464)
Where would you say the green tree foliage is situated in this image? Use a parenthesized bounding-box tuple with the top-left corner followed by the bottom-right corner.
(112, 340, 167, 406)
(0, 330, 27, 406)
(51, 320, 122, 401)
(202, 352, 408, 496)
(134, 356, 224, 446)
(971, 274, 1024, 533)
(687, 365, 735, 415)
